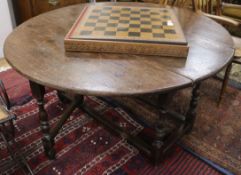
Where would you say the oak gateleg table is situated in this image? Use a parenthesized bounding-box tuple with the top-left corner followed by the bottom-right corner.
(4, 2, 234, 164)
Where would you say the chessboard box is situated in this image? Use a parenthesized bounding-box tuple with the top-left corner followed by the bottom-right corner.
(64, 5, 189, 58)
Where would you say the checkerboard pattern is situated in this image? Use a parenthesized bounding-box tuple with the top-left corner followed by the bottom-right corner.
(72, 6, 184, 43)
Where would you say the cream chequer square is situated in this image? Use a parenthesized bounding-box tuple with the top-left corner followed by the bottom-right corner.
(69, 5, 187, 44)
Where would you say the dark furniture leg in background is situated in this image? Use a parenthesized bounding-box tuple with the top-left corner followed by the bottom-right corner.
(218, 63, 232, 106)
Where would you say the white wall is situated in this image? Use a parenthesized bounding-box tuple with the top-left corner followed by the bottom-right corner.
(0, 0, 15, 58)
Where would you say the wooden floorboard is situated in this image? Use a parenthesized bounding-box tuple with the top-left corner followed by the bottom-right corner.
(0, 58, 11, 72)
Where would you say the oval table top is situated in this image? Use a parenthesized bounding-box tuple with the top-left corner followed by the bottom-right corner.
(4, 2, 234, 96)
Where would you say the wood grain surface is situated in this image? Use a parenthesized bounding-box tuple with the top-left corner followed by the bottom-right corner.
(4, 2, 234, 96)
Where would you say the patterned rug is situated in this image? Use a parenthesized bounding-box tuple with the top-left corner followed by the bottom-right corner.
(0, 69, 225, 175)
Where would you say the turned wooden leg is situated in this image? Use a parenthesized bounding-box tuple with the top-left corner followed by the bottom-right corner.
(152, 123, 165, 164)
(218, 63, 232, 106)
(152, 109, 172, 164)
(151, 93, 175, 164)
(29, 81, 55, 159)
(185, 82, 201, 133)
